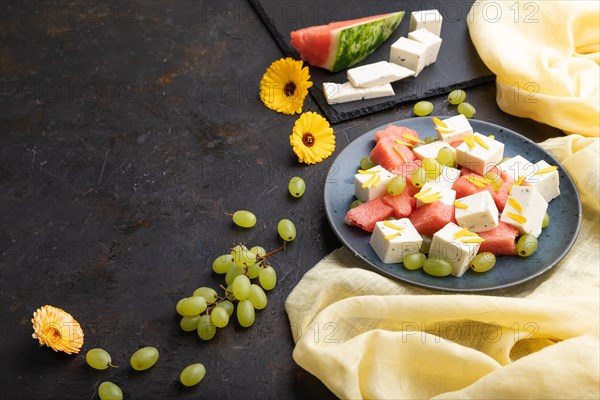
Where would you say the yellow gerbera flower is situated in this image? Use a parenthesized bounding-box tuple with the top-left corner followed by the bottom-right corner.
(290, 112, 335, 164)
(260, 57, 313, 115)
(31, 305, 84, 354)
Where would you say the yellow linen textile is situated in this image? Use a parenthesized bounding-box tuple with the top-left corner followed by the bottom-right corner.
(467, 1, 599, 137)
(286, 135, 599, 399)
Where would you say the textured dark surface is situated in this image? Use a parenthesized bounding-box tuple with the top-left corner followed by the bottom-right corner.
(0, 1, 563, 399)
(249, 0, 494, 123)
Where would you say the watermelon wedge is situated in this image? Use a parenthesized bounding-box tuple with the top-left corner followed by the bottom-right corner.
(290, 11, 404, 72)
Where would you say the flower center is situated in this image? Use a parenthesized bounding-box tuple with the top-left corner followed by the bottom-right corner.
(283, 82, 296, 97)
(46, 327, 62, 342)
(302, 133, 315, 147)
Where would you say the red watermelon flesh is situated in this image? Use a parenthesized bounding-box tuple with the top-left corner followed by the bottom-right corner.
(344, 197, 394, 232)
(453, 172, 495, 199)
(449, 140, 464, 148)
(457, 167, 514, 211)
(370, 136, 416, 172)
(478, 222, 518, 255)
(491, 169, 514, 212)
(381, 184, 418, 219)
(374, 125, 420, 143)
(391, 159, 421, 178)
(409, 202, 457, 237)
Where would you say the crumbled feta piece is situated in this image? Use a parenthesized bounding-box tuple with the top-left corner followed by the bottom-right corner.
(408, 28, 442, 66)
(415, 182, 456, 208)
(524, 160, 560, 202)
(409, 9, 443, 36)
(390, 37, 427, 77)
(435, 114, 473, 143)
(370, 219, 423, 264)
(496, 155, 536, 182)
(412, 140, 456, 161)
(456, 133, 505, 175)
(354, 165, 395, 202)
(323, 82, 395, 105)
(428, 222, 482, 277)
(454, 191, 499, 232)
(347, 61, 415, 88)
(500, 186, 548, 237)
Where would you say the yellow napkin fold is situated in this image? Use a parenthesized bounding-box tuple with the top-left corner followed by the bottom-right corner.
(286, 135, 600, 399)
(467, 1, 600, 137)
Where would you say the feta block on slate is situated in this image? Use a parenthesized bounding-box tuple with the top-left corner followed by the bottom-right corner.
(409, 9, 443, 36)
(434, 114, 473, 143)
(354, 165, 394, 202)
(323, 82, 395, 105)
(454, 191, 499, 232)
(408, 28, 442, 66)
(524, 160, 560, 202)
(370, 219, 423, 264)
(390, 37, 427, 77)
(500, 186, 548, 237)
(412, 139, 456, 160)
(496, 155, 536, 183)
(347, 61, 415, 88)
(456, 133, 504, 175)
(415, 182, 456, 208)
(428, 222, 483, 277)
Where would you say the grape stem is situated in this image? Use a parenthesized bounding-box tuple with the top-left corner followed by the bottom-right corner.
(258, 243, 286, 261)
(108, 362, 119, 368)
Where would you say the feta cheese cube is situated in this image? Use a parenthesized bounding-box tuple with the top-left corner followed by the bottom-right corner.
(323, 82, 395, 105)
(354, 165, 395, 202)
(435, 114, 473, 143)
(412, 140, 456, 161)
(496, 155, 536, 182)
(370, 219, 423, 264)
(523, 160, 560, 202)
(408, 28, 442, 66)
(437, 165, 461, 188)
(347, 61, 415, 88)
(409, 9, 443, 36)
(390, 37, 427, 77)
(454, 191, 499, 232)
(456, 133, 504, 175)
(500, 186, 548, 237)
(415, 182, 456, 208)
(428, 222, 482, 277)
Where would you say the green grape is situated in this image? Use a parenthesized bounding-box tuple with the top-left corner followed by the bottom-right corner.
(248, 284, 267, 310)
(259, 266, 277, 291)
(484, 170, 503, 191)
(237, 299, 255, 328)
(414, 101, 434, 116)
(470, 252, 496, 273)
(233, 248, 257, 267)
(350, 199, 364, 209)
(225, 263, 245, 286)
(424, 136, 437, 144)
(98, 382, 123, 400)
(86, 348, 114, 370)
(457, 102, 476, 118)
(423, 258, 453, 277)
(232, 210, 256, 228)
(180, 363, 206, 387)
(193, 287, 218, 304)
(360, 156, 377, 170)
(197, 314, 217, 341)
(422, 158, 441, 179)
(175, 298, 186, 316)
(180, 316, 201, 332)
(542, 213, 550, 228)
(278, 219, 296, 242)
(517, 234, 538, 257)
(130, 346, 159, 371)
(402, 252, 426, 270)
(387, 176, 406, 196)
(230, 244, 248, 254)
(437, 147, 455, 167)
(212, 254, 234, 274)
(181, 296, 207, 316)
(210, 306, 229, 328)
(224, 285, 236, 301)
(232, 275, 251, 300)
(288, 176, 306, 198)
(448, 89, 467, 105)
(250, 246, 266, 257)
(246, 263, 261, 279)
(420, 235, 433, 254)
(411, 167, 427, 188)
(216, 300, 234, 317)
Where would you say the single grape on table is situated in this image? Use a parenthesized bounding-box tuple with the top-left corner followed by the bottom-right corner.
(232, 210, 257, 228)
(448, 89, 466, 105)
(414, 101, 434, 116)
(457, 102, 476, 118)
(277, 219, 296, 242)
(98, 382, 123, 400)
(130, 346, 159, 371)
(86, 348, 114, 370)
(288, 176, 306, 198)
(180, 363, 206, 387)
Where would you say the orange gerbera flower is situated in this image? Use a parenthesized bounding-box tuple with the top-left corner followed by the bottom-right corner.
(31, 305, 84, 354)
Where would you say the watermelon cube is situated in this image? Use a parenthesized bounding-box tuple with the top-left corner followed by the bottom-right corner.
(374, 125, 420, 143)
(345, 197, 394, 233)
(478, 222, 519, 256)
(409, 201, 457, 236)
(381, 184, 418, 219)
(370, 136, 416, 173)
(452, 172, 494, 199)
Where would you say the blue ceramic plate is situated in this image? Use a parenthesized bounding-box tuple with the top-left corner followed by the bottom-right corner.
(324, 117, 582, 292)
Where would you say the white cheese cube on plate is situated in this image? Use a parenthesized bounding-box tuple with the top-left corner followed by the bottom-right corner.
(500, 186, 548, 237)
(412, 140, 456, 160)
(496, 155, 536, 182)
(323, 82, 395, 105)
(429, 222, 482, 277)
(454, 191, 499, 232)
(415, 182, 456, 208)
(410, 9, 443, 36)
(347, 61, 415, 88)
(390, 37, 427, 77)
(408, 28, 442, 66)
(435, 114, 473, 143)
(436, 165, 461, 188)
(523, 160, 560, 202)
(456, 133, 504, 175)
(354, 165, 395, 202)
(370, 219, 423, 264)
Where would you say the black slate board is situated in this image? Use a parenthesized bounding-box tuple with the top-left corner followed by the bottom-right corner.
(249, 0, 494, 123)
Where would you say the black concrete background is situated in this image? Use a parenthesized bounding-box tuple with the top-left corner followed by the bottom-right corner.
(0, 1, 562, 399)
